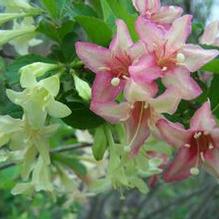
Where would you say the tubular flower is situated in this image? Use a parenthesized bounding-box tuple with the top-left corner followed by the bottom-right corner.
(157, 101, 219, 182)
(199, 21, 219, 47)
(76, 19, 146, 104)
(133, 15, 219, 100)
(92, 79, 180, 155)
(132, 0, 183, 29)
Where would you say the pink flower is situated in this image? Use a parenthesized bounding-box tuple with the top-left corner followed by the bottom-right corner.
(76, 19, 145, 104)
(200, 21, 219, 47)
(93, 79, 181, 155)
(157, 101, 219, 182)
(132, 0, 183, 29)
(133, 15, 219, 100)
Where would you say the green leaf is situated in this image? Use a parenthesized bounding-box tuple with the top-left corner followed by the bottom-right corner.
(92, 126, 107, 160)
(106, 0, 138, 41)
(63, 101, 105, 129)
(52, 153, 87, 176)
(73, 74, 91, 101)
(67, 3, 97, 18)
(41, 0, 67, 19)
(76, 15, 112, 46)
(100, 0, 117, 27)
(201, 59, 219, 74)
(208, 75, 219, 117)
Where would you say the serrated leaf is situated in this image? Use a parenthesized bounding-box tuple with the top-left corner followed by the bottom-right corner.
(92, 126, 107, 160)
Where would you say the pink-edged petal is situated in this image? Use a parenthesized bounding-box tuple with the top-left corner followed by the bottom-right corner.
(128, 41, 147, 62)
(124, 102, 150, 155)
(211, 128, 219, 148)
(133, 0, 161, 14)
(90, 101, 131, 124)
(129, 53, 162, 84)
(124, 79, 158, 103)
(199, 21, 219, 46)
(163, 147, 197, 182)
(136, 16, 164, 47)
(157, 119, 191, 148)
(162, 67, 202, 100)
(152, 6, 183, 24)
(204, 148, 219, 178)
(150, 86, 181, 114)
(92, 72, 125, 102)
(190, 101, 216, 131)
(180, 44, 219, 72)
(75, 42, 112, 73)
(166, 15, 192, 51)
(109, 19, 133, 56)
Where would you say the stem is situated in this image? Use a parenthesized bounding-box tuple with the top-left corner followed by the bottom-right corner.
(104, 125, 115, 148)
(0, 143, 92, 170)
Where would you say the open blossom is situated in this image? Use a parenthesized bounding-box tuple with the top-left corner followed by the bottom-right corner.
(157, 101, 219, 182)
(132, 0, 183, 29)
(76, 19, 146, 104)
(133, 15, 219, 100)
(93, 79, 180, 155)
(200, 21, 219, 47)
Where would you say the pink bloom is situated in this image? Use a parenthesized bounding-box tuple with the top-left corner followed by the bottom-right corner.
(157, 101, 219, 182)
(133, 15, 219, 100)
(132, 0, 183, 29)
(76, 19, 146, 104)
(200, 21, 219, 47)
(94, 79, 181, 155)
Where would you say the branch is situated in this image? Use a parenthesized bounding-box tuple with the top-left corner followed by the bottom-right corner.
(0, 142, 92, 170)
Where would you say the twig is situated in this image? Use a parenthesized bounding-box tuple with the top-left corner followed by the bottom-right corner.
(0, 143, 92, 170)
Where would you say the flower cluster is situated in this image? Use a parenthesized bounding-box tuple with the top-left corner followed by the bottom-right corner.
(76, 0, 219, 183)
(0, 0, 42, 55)
(0, 62, 72, 194)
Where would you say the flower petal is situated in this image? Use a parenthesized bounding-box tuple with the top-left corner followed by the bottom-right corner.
(136, 16, 164, 47)
(47, 99, 72, 118)
(124, 102, 150, 155)
(109, 19, 133, 56)
(162, 67, 202, 100)
(199, 21, 219, 46)
(75, 42, 111, 73)
(211, 128, 219, 148)
(129, 53, 162, 84)
(157, 119, 191, 148)
(92, 72, 125, 102)
(39, 76, 60, 97)
(166, 15, 192, 51)
(150, 86, 181, 114)
(124, 79, 157, 103)
(133, 0, 161, 14)
(90, 101, 131, 124)
(152, 6, 183, 24)
(190, 101, 216, 131)
(128, 41, 147, 62)
(180, 44, 219, 72)
(204, 148, 219, 178)
(163, 147, 197, 182)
